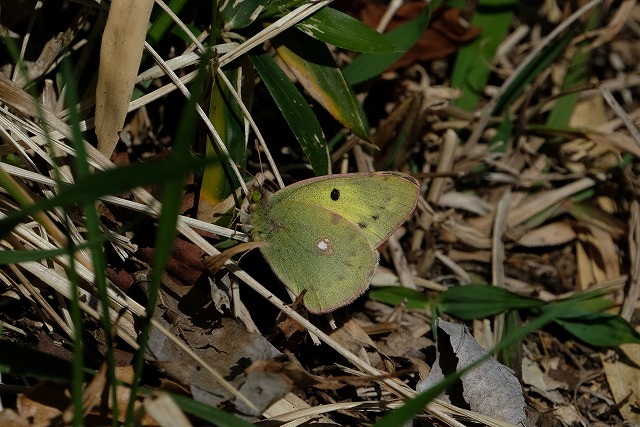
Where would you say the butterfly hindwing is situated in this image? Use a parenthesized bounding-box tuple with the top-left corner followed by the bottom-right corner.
(250, 198, 378, 313)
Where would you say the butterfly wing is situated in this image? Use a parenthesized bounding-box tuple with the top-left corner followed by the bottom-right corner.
(250, 199, 378, 313)
(268, 172, 419, 248)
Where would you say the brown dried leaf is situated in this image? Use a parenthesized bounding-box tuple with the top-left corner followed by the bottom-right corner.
(203, 242, 266, 275)
(95, 0, 155, 157)
(361, 6, 481, 69)
(417, 319, 527, 425)
(601, 343, 640, 423)
(0, 409, 30, 427)
(17, 382, 67, 426)
(517, 221, 577, 247)
(148, 313, 283, 418)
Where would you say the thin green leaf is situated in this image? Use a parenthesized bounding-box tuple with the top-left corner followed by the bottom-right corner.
(126, 49, 210, 425)
(148, 0, 189, 45)
(296, 8, 400, 53)
(342, 3, 434, 85)
(169, 393, 255, 427)
(436, 285, 546, 319)
(493, 30, 573, 114)
(251, 52, 329, 175)
(368, 286, 431, 311)
(545, 13, 597, 127)
(0, 226, 126, 264)
(61, 59, 89, 427)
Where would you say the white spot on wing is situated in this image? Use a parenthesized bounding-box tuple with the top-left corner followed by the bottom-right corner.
(315, 237, 334, 255)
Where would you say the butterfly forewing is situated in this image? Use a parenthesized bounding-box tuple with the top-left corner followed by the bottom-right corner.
(269, 172, 419, 248)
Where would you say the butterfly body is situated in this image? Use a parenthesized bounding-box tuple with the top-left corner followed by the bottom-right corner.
(249, 172, 419, 313)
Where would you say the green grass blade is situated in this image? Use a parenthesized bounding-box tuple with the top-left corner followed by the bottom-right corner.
(62, 57, 120, 425)
(545, 13, 597, 127)
(168, 393, 255, 427)
(493, 31, 573, 114)
(147, 0, 189, 45)
(61, 59, 93, 425)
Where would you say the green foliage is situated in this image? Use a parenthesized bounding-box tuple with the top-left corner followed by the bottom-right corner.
(435, 285, 546, 318)
(251, 52, 329, 175)
(343, 3, 435, 85)
(450, 1, 516, 111)
(296, 8, 400, 54)
(372, 285, 640, 348)
(169, 393, 255, 427)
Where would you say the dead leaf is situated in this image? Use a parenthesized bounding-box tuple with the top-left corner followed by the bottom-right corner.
(203, 241, 266, 275)
(521, 357, 566, 404)
(0, 409, 30, 427)
(147, 308, 285, 419)
(602, 343, 640, 424)
(417, 319, 527, 425)
(17, 382, 68, 426)
(517, 221, 577, 247)
(360, 6, 481, 69)
(136, 237, 206, 288)
(95, 0, 155, 157)
(143, 392, 192, 427)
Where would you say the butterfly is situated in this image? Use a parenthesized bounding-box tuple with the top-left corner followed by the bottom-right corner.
(248, 172, 419, 313)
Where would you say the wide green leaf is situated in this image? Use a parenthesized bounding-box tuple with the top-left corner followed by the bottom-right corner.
(450, 0, 516, 111)
(220, 0, 269, 30)
(555, 314, 640, 347)
(296, 8, 400, 54)
(274, 29, 370, 141)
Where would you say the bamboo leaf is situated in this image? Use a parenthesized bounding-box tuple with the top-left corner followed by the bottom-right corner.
(251, 52, 329, 175)
(274, 29, 370, 140)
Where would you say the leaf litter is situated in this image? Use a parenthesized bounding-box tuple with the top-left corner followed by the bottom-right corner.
(0, 0, 639, 426)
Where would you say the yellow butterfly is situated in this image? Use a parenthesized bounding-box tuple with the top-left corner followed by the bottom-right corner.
(249, 172, 419, 313)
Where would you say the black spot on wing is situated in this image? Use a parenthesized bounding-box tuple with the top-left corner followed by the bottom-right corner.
(330, 188, 340, 201)
(358, 221, 367, 229)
